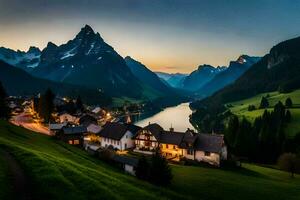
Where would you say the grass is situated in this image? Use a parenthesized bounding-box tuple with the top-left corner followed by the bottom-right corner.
(0, 121, 299, 199)
(0, 149, 13, 200)
(227, 89, 300, 137)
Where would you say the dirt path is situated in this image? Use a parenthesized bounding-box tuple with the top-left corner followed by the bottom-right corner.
(1, 150, 32, 200)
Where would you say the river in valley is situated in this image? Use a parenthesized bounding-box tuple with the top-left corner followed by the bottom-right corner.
(134, 103, 195, 132)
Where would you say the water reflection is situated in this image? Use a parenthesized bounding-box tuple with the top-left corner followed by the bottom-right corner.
(134, 103, 195, 132)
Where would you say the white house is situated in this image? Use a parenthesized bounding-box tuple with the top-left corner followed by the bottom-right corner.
(133, 123, 227, 166)
(99, 122, 141, 151)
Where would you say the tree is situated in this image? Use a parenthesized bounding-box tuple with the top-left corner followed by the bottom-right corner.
(259, 97, 269, 109)
(38, 89, 55, 123)
(0, 82, 10, 120)
(278, 153, 300, 178)
(149, 151, 173, 186)
(76, 96, 84, 112)
(225, 115, 239, 149)
(248, 105, 256, 111)
(136, 155, 150, 180)
(285, 98, 293, 108)
(285, 110, 292, 123)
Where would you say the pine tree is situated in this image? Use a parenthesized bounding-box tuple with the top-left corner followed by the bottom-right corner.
(76, 96, 84, 112)
(0, 82, 10, 120)
(285, 110, 292, 123)
(149, 151, 173, 186)
(136, 155, 149, 180)
(38, 89, 55, 123)
(259, 97, 269, 109)
(285, 98, 293, 108)
(225, 115, 239, 149)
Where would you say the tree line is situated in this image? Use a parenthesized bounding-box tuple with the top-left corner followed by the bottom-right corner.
(225, 100, 296, 163)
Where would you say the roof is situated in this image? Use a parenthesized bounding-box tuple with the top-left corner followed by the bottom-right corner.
(92, 107, 101, 114)
(79, 114, 97, 126)
(194, 134, 224, 153)
(49, 122, 68, 130)
(133, 123, 163, 140)
(126, 124, 141, 135)
(160, 131, 185, 145)
(99, 122, 134, 140)
(62, 126, 87, 135)
(112, 155, 138, 167)
(87, 124, 102, 134)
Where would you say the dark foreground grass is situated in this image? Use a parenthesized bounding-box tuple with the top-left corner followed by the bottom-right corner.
(0, 120, 299, 200)
(0, 149, 13, 199)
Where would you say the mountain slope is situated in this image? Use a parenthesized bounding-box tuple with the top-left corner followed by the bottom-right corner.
(155, 72, 187, 88)
(0, 60, 111, 105)
(32, 25, 143, 98)
(124, 56, 172, 95)
(0, 46, 41, 72)
(192, 36, 300, 108)
(196, 55, 261, 97)
(182, 65, 226, 91)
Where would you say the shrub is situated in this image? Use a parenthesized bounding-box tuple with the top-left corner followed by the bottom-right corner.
(277, 153, 300, 178)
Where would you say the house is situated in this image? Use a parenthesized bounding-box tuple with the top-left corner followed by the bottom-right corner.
(112, 155, 138, 176)
(58, 126, 87, 147)
(79, 114, 98, 127)
(99, 122, 141, 151)
(85, 123, 102, 144)
(49, 122, 69, 135)
(133, 123, 227, 166)
(58, 112, 78, 123)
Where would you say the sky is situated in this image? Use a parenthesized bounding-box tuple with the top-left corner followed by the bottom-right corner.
(0, 0, 300, 73)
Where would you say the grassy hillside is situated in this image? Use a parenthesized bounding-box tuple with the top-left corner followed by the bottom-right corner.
(0, 121, 299, 200)
(227, 89, 300, 137)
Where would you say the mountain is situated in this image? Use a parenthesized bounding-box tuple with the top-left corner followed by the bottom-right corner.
(155, 72, 187, 88)
(191, 36, 300, 108)
(182, 65, 226, 91)
(0, 60, 111, 105)
(124, 56, 172, 95)
(196, 55, 261, 97)
(31, 25, 143, 98)
(0, 46, 41, 72)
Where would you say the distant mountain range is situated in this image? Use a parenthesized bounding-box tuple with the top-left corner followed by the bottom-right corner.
(0, 25, 179, 101)
(0, 46, 41, 72)
(156, 55, 260, 98)
(195, 55, 261, 97)
(0, 24, 263, 105)
(155, 72, 187, 88)
(182, 65, 226, 91)
(191, 35, 300, 108)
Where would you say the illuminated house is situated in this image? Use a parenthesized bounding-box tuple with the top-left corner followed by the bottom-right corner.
(99, 122, 141, 151)
(57, 126, 87, 147)
(133, 123, 227, 166)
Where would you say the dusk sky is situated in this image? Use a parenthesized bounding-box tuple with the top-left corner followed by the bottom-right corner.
(1, 0, 300, 73)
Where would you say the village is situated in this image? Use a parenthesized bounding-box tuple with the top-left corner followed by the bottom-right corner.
(7, 94, 227, 176)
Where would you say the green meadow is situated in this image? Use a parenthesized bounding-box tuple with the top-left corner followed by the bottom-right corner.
(227, 89, 300, 137)
(0, 121, 299, 200)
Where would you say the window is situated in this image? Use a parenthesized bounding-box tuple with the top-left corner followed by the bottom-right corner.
(68, 140, 73, 145)
(173, 145, 176, 149)
(125, 143, 127, 149)
(74, 140, 80, 145)
(205, 151, 211, 156)
(166, 144, 169, 149)
(117, 141, 120, 145)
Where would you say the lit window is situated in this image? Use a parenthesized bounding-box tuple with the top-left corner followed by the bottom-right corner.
(74, 140, 80, 145)
(68, 140, 73, 145)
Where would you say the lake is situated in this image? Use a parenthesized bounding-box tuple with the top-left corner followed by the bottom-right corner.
(134, 103, 195, 132)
